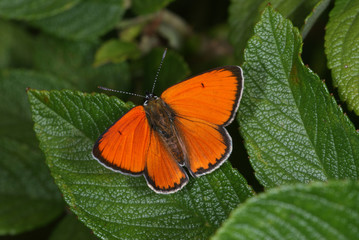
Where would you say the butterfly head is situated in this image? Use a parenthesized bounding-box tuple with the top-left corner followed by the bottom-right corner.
(144, 92, 158, 106)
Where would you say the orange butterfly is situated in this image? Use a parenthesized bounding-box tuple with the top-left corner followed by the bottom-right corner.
(92, 61, 244, 194)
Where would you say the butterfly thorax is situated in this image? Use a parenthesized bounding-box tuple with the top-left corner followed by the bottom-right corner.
(143, 95, 185, 165)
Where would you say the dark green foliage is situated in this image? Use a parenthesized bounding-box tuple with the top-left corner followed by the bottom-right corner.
(1, 1, 358, 239)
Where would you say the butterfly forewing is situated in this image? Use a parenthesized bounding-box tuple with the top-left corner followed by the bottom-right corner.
(161, 66, 243, 126)
(92, 106, 150, 175)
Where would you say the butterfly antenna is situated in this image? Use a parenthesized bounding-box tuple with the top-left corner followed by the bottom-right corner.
(98, 86, 146, 98)
(151, 48, 167, 94)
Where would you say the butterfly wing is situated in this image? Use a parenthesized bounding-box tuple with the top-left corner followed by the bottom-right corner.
(161, 66, 243, 126)
(144, 130, 188, 193)
(92, 106, 150, 175)
(174, 118, 231, 176)
(161, 66, 244, 176)
(93, 105, 188, 193)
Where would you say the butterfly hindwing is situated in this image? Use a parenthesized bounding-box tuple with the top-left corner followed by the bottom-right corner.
(144, 130, 188, 193)
(175, 117, 231, 176)
(92, 106, 150, 175)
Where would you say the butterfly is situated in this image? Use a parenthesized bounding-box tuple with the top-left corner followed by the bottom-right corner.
(92, 59, 244, 194)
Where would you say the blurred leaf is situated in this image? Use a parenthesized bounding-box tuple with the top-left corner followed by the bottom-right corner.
(33, 35, 130, 92)
(120, 24, 144, 42)
(132, 0, 174, 15)
(28, 89, 253, 240)
(0, 70, 72, 142)
(229, 0, 320, 62)
(228, 0, 262, 62)
(0, 138, 63, 235)
(238, 7, 359, 188)
(143, 48, 190, 95)
(0, 20, 34, 68)
(50, 214, 98, 240)
(94, 40, 140, 67)
(31, 0, 126, 40)
(0, 70, 68, 235)
(325, 0, 359, 115)
(0, 0, 80, 20)
(213, 180, 359, 240)
(267, 0, 320, 26)
(301, 0, 330, 39)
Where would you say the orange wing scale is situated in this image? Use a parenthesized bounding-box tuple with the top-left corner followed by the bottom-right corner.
(161, 66, 243, 177)
(161, 66, 243, 126)
(93, 106, 150, 175)
(175, 117, 231, 176)
(144, 131, 188, 193)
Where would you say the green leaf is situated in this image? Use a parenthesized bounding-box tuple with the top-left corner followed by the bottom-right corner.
(238, 7, 359, 188)
(94, 40, 140, 67)
(228, 0, 320, 61)
(212, 180, 359, 240)
(301, 0, 331, 39)
(0, 138, 63, 235)
(132, 0, 174, 15)
(0, 70, 67, 235)
(33, 35, 131, 92)
(31, 0, 126, 40)
(50, 214, 98, 240)
(0, 0, 80, 20)
(27, 89, 253, 240)
(266, 0, 320, 26)
(325, 0, 359, 115)
(143, 48, 191, 95)
(228, 0, 263, 62)
(0, 20, 34, 69)
(0, 70, 71, 142)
